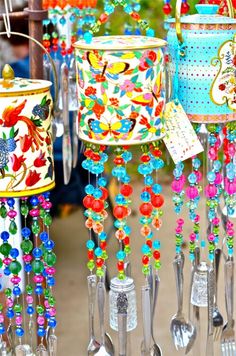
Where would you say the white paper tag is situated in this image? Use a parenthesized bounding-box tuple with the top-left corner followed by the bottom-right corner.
(163, 100, 204, 164)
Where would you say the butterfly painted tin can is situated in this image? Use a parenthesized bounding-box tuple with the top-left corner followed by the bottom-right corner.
(166, 4, 236, 123)
(0, 65, 55, 197)
(74, 36, 167, 145)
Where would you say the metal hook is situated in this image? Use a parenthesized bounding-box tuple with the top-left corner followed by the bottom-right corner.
(3, 0, 13, 38)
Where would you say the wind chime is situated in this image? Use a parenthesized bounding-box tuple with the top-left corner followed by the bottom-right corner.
(73, 2, 168, 353)
(166, 0, 236, 351)
(0, 62, 57, 355)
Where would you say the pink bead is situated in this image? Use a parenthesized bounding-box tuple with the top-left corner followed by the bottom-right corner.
(212, 217, 220, 225)
(189, 233, 196, 241)
(227, 229, 235, 236)
(228, 143, 235, 157)
(194, 215, 200, 223)
(10, 276, 21, 284)
(175, 226, 182, 234)
(177, 218, 184, 226)
(23, 254, 32, 263)
(15, 316, 22, 325)
(29, 209, 40, 217)
(45, 202, 52, 209)
(33, 275, 44, 283)
(38, 195, 45, 203)
(7, 210, 17, 218)
(208, 147, 217, 160)
(195, 170, 202, 182)
(186, 186, 198, 199)
(214, 172, 223, 185)
(3, 258, 12, 265)
(227, 221, 233, 228)
(6, 299, 13, 307)
(44, 300, 49, 308)
(26, 295, 33, 304)
(179, 175, 186, 184)
(46, 267, 56, 275)
(37, 316, 45, 326)
(0, 315, 4, 323)
(171, 180, 183, 193)
(227, 182, 236, 195)
(49, 307, 56, 316)
(205, 184, 217, 198)
(21, 197, 27, 201)
(208, 233, 215, 242)
(0, 198, 7, 203)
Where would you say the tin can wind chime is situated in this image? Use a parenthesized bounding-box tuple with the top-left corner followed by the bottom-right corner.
(0, 33, 57, 354)
(74, 4, 167, 354)
(166, 0, 236, 350)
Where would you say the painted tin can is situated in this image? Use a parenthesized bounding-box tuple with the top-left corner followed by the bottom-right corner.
(0, 66, 55, 197)
(74, 35, 167, 146)
(167, 4, 236, 123)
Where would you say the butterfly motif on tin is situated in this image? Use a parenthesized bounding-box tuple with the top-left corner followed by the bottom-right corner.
(87, 51, 130, 81)
(131, 71, 164, 116)
(88, 116, 136, 141)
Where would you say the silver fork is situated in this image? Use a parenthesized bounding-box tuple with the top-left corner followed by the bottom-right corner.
(213, 248, 224, 341)
(221, 257, 236, 356)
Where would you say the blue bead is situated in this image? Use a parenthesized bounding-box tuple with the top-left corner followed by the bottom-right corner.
(123, 226, 131, 234)
(37, 327, 46, 337)
(134, 3, 141, 11)
(122, 151, 132, 162)
(153, 240, 160, 249)
(44, 240, 55, 250)
(176, 162, 184, 170)
(86, 240, 95, 249)
(144, 175, 153, 185)
(47, 277, 55, 286)
(4, 267, 10, 276)
(146, 28, 155, 37)
(30, 196, 39, 206)
(45, 312, 50, 320)
(207, 171, 216, 183)
(192, 158, 201, 169)
(43, 192, 50, 199)
(141, 245, 150, 254)
(213, 160, 221, 171)
(116, 250, 126, 260)
(25, 264, 32, 273)
(48, 318, 57, 328)
(59, 16, 66, 25)
(115, 194, 126, 205)
(152, 184, 162, 194)
(21, 227, 31, 238)
(40, 232, 48, 242)
(100, 153, 108, 163)
(7, 309, 14, 318)
(99, 232, 107, 241)
(1, 231, 9, 241)
(93, 188, 102, 199)
(121, 175, 131, 183)
(33, 248, 42, 258)
(147, 232, 153, 239)
(85, 184, 94, 195)
(188, 173, 197, 184)
(227, 207, 235, 216)
(95, 247, 102, 257)
(201, 240, 206, 248)
(35, 286, 43, 295)
(10, 248, 19, 258)
(141, 191, 151, 202)
(7, 198, 15, 207)
(98, 177, 107, 187)
(0, 326, 5, 335)
(13, 287, 21, 296)
(112, 166, 126, 179)
(27, 306, 34, 315)
(173, 168, 182, 178)
(124, 4, 132, 13)
(152, 158, 164, 170)
(227, 171, 235, 180)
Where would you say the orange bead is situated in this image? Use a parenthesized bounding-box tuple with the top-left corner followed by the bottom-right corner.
(93, 222, 104, 234)
(115, 229, 125, 240)
(140, 225, 151, 237)
(85, 218, 93, 229)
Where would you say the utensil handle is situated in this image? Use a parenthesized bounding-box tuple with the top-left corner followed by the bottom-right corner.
(214, 248, 221, 303)
(97, 281, 106, 345)
(207, 266, 215, 335)
(141, 286, 151, 353)
(173, 253, 184, 314)
(118, 314, 127, 356)
(60, 62, 69, 129)
(87, 275, 97, 337)
(151, 272, 160, 338)
(225, 258, 234, 327)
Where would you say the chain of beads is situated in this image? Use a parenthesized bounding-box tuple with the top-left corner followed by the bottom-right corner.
(162, 0, 190, 17)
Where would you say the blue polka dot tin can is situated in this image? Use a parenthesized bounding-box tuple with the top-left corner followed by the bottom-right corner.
(166, 4, 236, 123)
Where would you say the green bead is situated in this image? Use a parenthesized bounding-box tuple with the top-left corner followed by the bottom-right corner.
(213, 226, 219, 234)
(118, 272, 125, 280)
(43, 213, 52, 227)
(20, 204, 29, 217)
(142, 265, 149, 275)
(44, 251, 56, 266)
(32, 260, 44, 274)
(0, 243, 12, 256)
(87, 261, 95, 271)
(207, 124, 217, 133)
(158, 210, 163, 217)
(0, 259, 3, 268)
(20, 239, 33, 254)
(101, 251, 108, 260)
(36, 305, 44, 314)
(44, 288, 50, 298)
(26, 285, 33, 294)
(0, 304, 3, 312)
(9, 261, 22, 274)
(5, 288, 11, 297)
(0, 205, 7, 218)
(14, 304, 22, 313)
(96, 268, 104, 277)
(124, 246, 131, 255)
(9, 220, 17, 235)
(40, 208, 46, 218)
(154, 261, 161, 270)
(209, 244, 215, 251)
(48, 296, 56, 306)
(147, 251, 152, 258)
(32, 220, 40, 235)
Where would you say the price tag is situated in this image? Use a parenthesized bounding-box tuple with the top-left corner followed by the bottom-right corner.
(163, 100, 204, 164)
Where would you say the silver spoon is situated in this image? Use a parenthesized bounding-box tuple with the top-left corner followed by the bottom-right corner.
(150, 271, 162, 356)
(94, 281, 114, 356)
(87, 275, 100, 355)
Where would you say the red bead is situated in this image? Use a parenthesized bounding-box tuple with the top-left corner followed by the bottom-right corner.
(163, 3, 172, 15)
(131, 12, 140, 20)
(88, 250, 94, 260)
(140, 155, 150, 163)
(99, 13, 109, 23)
(113, 157, 125, 165)
(146, 239, 152, 248)
(142, 186, 153, 194)
(99, 145, 106, 152)
(139, 202, 153, 216)
(122, 146, 130, 150)
(91, 152, 101, 161)
(92, 199, 104, 213)
(100, 187, 109, 200)
(142, 255, 149, 265)
(123, 236, 130, 245)
(113, 206, 128, 219)
(83, 195, 94, 209)
(152, 148, 162, 157)
(151, 194, 164, 208)
(120, 184, 133, 197)
(181, 2, 190, 14)
(61, 49, 67, 56)
(100, 241, 107, 250)
(84, 149, 92, 158)
(96, 258, 104, 268)
(117, 261, 124, 271)
(153, 250, 160, 260)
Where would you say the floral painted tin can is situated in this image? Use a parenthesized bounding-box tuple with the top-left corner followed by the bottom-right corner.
(74, 36, 167, 145)
(0, 66, 55, 197)
(167, 4, 236, 123)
